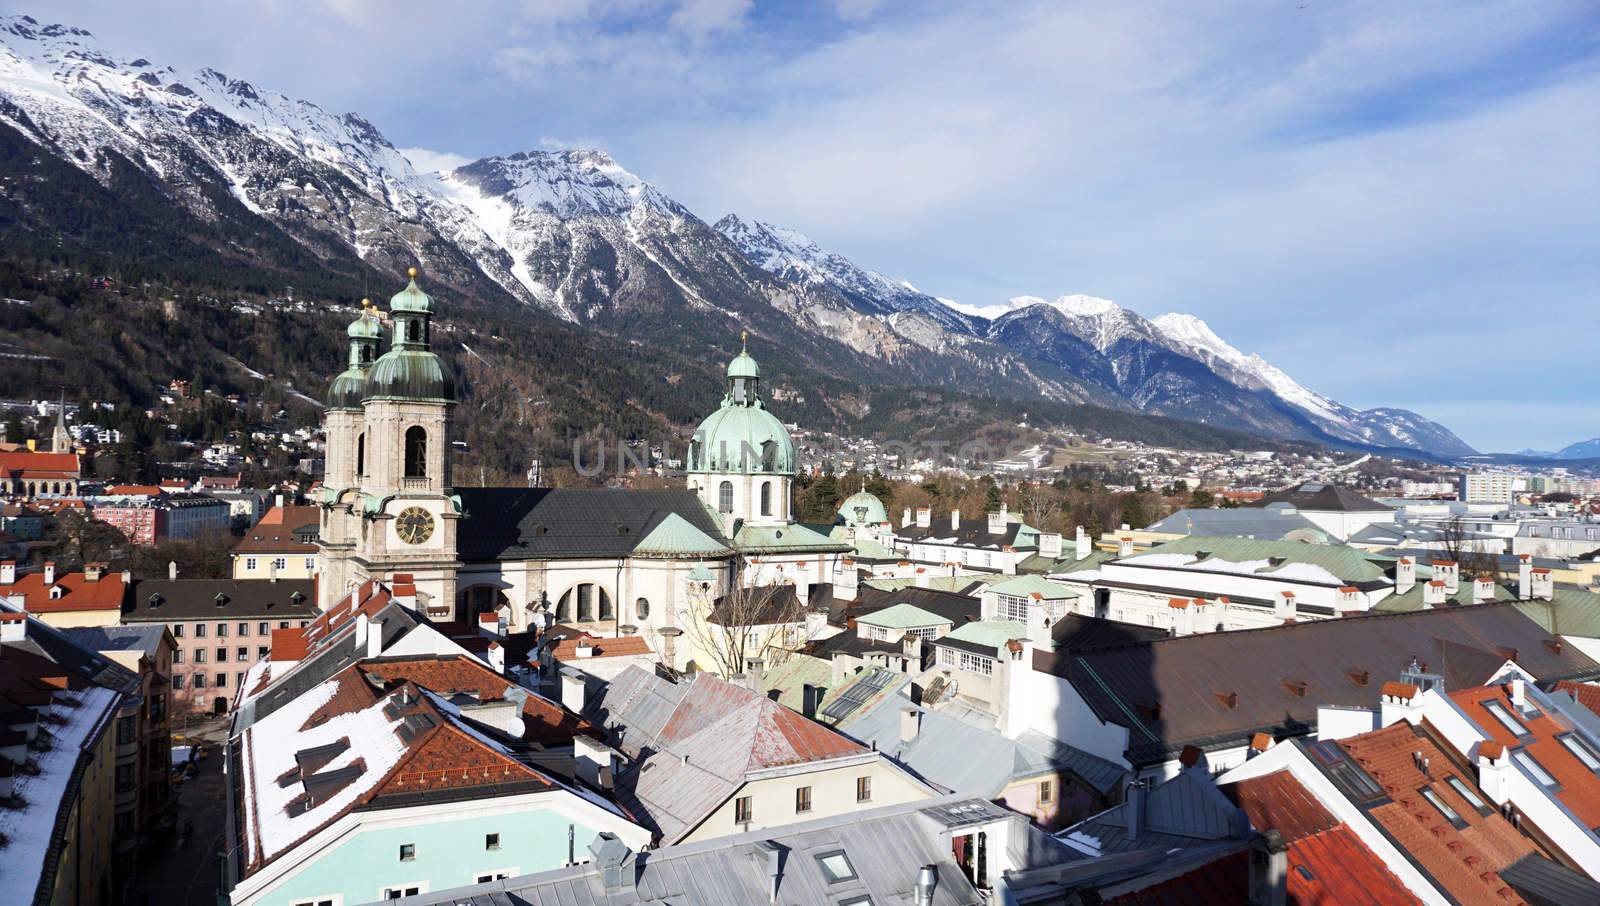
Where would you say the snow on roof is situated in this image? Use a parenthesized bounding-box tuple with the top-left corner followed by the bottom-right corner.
(1121, 552, 1344, 586)
(240, 672, 407, 867)
(0, 685, 119, 906)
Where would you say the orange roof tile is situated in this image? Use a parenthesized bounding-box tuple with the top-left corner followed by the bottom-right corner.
(1555, 681, 1600, 718)
(358, 655, 600, 746)
(1340, 722, 1535, 905)
(1, 570, 126, 613)
(1450, 684, 1600, 828)
(270, 627, 308, 662)
(549, 634, 653, 661)
(1381, 681, 1418, 700)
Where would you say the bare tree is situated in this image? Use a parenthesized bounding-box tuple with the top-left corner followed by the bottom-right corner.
(1439, 516, 1502, 582)
(680, 577, 812, 677)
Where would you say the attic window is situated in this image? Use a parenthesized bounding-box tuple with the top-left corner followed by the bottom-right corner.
(1419, 788, 1467, 830)
(289, 592, 305, 605)
(616, 524, 630, 535)
(1347, 670, 1370, 687)
(214, 593, 229, 607)
(1283, 679, 1308, 698)
(816, 850, 858, 884)
(148, 593, 163, 607)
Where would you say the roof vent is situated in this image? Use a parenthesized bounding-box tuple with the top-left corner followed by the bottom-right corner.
(1347, 669, 1370, 687)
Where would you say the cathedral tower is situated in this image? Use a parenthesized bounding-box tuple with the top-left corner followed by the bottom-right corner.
(686, 336, 796, 529)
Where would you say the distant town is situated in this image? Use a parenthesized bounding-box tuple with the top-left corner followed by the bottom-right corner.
(2, 271, 1599, 906)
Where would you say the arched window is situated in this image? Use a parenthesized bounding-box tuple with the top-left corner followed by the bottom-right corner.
(718, 481, 734, 513)
(554, 592, 571, 623)
(635, 597, 650, 620)
(405, 319, 421, 343)
(355, 432, 366, 477)
(760, 481, 772, 516)
(598, 590, 614, 621)
(761, 440, 777, 472)
(359, 344, 373, 365)
(688, 439, 702, 471)
(460, 586, 509, 619)
(404, 426, 427, 478)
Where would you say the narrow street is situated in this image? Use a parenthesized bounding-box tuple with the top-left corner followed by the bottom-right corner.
(125, 717, 231, 906)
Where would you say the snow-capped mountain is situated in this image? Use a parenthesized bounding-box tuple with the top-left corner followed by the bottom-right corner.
(1152, 312, 1475, 455)
(714, 215, 978, 334)
(0, 15, 1473, 456)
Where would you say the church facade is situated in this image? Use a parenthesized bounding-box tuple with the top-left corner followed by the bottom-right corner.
(315, 273, 846, 672)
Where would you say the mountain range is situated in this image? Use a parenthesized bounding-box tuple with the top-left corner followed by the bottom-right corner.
(0, 15, 1475, 457)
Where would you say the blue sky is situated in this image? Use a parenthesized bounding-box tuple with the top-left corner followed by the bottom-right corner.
(46, 0, 1600, 453)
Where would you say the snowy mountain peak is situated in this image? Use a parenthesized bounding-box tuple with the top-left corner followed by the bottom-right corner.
(1048, 294, 1121, 318)
(442, 148, 670, 221)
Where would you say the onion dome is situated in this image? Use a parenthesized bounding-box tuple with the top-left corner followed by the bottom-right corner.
(837, 489, 888, 526)
(326, 299, 382, 410)
(389, 266, 434, 314)
(363, 350, 455, 403)
(688, 340, 793, 475)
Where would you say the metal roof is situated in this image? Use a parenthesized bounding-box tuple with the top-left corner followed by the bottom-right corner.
(455, 488, 732, 562)
(855, 602, 948, 629)
(395, 796, 1033, 906)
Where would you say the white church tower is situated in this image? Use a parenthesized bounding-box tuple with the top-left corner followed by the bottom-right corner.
(687, 336, 796, 530)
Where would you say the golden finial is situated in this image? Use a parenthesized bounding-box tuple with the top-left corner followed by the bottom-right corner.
(407, 266, 418, 279)
(740, 330, 748, 351)
(360, 297, 371, 310)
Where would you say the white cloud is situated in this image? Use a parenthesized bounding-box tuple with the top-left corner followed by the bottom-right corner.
(667, 0, 751, 38)
(398, 147, 472, 174)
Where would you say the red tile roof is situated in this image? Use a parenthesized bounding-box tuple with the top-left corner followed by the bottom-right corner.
(1110, 850, 1248, 905)
(549, 633, 654, 661)
(105, 484, 162, 496)
(1450, 684, 1600, 828)
(1340, 722, 1536, 905)
(269, 627, 308, 662)
(358, 655, 600, 746)
(1382, 681, 1419, 700)
(0, 570, 126, 613)
(0, 451, 79, 477)
(1228, 769, 1423, 904)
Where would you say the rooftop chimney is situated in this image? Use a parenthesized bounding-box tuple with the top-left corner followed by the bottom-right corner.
(914, 865, 939, 906)
(1039, 532, 1062, 560)
(0, 612, 26, 643)
(987, 510, 1005, 534)
(560, 668, 587, 713)
(1118, 536, 1134, 558)
(1126, 778, 1149, 841)
(900, 707, 922, 745)
(1275, 591, 1296, 621)
(902, 507, 912, 529)
(1431, 560, 1459, 594)
(801, 682, 824, 719)
(915, 507, 931, 529)
(0, 562, 13, 586)
(1075, 526, 1091, 561)
(1531, 568, 1554, 602)
(168, 560, 179, 581)
(1395, 557, 1415, 594)
(1472, 576, 1496, 604)
(951, 508, 961, 531)
(746, 657, 765, 692)
(83, 563, 102, 583)
(1518, 554, 1533, 600)
(1248, 830, 1289, 906)
(588, 832, 631, 894)
(42, 562, 54, 586)
(1423, 580, 1447, 607)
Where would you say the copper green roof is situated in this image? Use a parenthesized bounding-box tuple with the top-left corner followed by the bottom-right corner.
(689, 403, 794, 474)
(364, 349, 454, 403)
(726, 349, 760, 380)
(733, 522, 851, 555)
(866, 575, 991, 594)
(325, 367, 368, 410)
(837, 489, 888, 526)
(985, 574, 1080, 600)
(347, 309, 382, 339)
(1512, 589, 1600, 638)
(857, 602, 950, 629)
(943, 619, 1027, 650)
(1126, 535, 1390, 584)
(632, 512, 733, 558)
(388, 272, 434, 314)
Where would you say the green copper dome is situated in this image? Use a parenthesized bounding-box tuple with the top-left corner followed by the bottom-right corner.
(326, 368, 368, 410)
(689, 402, 794, 474)
(347, 308, 382, 339)
(389, 268, 434, 314)
(837, 489, 888, 526)
(363, 349, 454, 403)
(727, 350, 760, 380)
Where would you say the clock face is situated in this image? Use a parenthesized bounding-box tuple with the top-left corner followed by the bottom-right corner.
(395, 506, 435, 545)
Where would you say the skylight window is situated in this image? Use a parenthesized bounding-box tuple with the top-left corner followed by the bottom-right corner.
(1559, 734, 1600, 771)
(1445, 776, 1490, 814)
(816, 850, 858, 884)
(1482, 700, 1530, 737)
(1419, 788, 1467, 829)
(1513, 750, 1558, 788)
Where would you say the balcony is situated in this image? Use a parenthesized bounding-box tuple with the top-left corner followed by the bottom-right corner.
(400, 477, 431, 492)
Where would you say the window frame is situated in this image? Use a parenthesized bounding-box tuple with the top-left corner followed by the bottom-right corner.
(1444, 775, 1492, 816)
(815, 849, 859, 884)
(856, 775, 872, 803)
(399, 843, 416, 862)
(485, 832, 501, 850)
(1558, 733, 1600, 773)
(1418, 786, 1467, 830)
(1482, 699, 1532, 738)
(1512, 749, 1560, 789)
(734, 795, 753, 824)
(796, 785, 813, 814)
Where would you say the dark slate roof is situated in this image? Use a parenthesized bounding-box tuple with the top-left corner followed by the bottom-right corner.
(1036, 602, 1600, 767)
(1500, 852, 1600, 906)
(0, 606, 141, 698)
(708, 584, 834, 626)
(1146, 505, 1329, 541)
(839, 586, 983, 628)
(455, 488, 732, 562)
(1050, 614, 1168, 652)
(123, 579, 316, 622)
(60, 625, 167, 658)
(1246, 482, 1392, 513)
(895, 516, 1028, 547)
